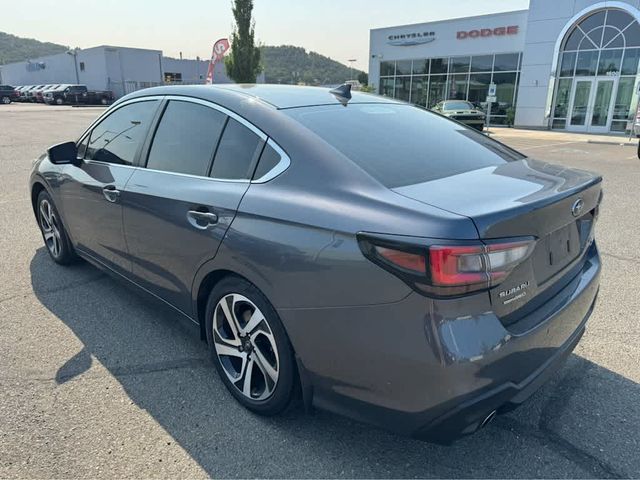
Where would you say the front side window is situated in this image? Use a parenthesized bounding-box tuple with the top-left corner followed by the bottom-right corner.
(146, 100, 226, 176)
(210, 118, 263, 180)
(85, 100, 159, 165)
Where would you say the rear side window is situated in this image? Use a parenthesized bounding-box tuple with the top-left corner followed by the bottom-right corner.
(210, 118, 262, 180)
(146, 100, 226, 176)
(253, 143, 281, 180)
(85, 100, 158, 165)
(285, 104, 524, 188)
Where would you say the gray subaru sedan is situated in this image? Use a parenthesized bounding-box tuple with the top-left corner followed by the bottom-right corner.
(29, 84, 601, 443)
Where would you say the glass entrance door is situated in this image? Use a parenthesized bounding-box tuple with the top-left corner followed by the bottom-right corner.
(589, 78, 615, 133)
(567, 77, 617, 132)
(568, 80, 593, 130)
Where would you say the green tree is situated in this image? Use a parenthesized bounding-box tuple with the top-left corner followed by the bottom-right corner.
(357, 71, 368, 86)
(225, 0, 262, 83)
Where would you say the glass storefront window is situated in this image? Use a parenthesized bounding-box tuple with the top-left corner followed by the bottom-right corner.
(553, 78, 573, 118)
(447, 74, 468, 100)
(621, 48, 640, 75)
(450, 56, 470, 73)
(376, 52, 520, 125)
(597, 49, 623, 75)
(468, 73, 491, 106)
(606, 9, 634, 30)
(560, 52, 577, 77)
(430, 58, 448, 74)
(612, 76, 636, 121)
(581, 10, 606, 33)
(394, 76, 411, 101)
(380, 61, 395, 77)
(492, 72, 517, 115)
(494, 53, 519, 71)
(489, 116, 508, 125)
(379, 77, 394, 97)
(624, 21, 640, 47)
(412, 59, 429, 75)
(575, 50, 598, 76)
(428, 75, 447, 108)
(395, 60, 412, 76)
(564, 27, 583, 50)
(584, 28, 604, 49)
(410, 76, 428, 106)
(552, 118, 567, 129)
(471, 55, 493, 72)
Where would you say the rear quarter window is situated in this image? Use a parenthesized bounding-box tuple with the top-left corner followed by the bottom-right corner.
(285, 104, 523, 188)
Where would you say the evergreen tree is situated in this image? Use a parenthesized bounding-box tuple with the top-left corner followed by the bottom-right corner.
(225, 0, 262, 83)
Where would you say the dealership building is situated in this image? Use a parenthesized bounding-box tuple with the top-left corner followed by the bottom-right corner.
(0, 45, 241, 98)
(369, 0, 640, 133)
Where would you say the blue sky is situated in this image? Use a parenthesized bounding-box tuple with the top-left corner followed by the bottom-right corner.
(3, 0, 529, 71)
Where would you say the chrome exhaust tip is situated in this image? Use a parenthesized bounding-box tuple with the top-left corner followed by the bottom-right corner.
(480, 410, 497, 429)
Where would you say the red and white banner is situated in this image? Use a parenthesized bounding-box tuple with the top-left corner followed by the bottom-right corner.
(205, 38, 230, 85)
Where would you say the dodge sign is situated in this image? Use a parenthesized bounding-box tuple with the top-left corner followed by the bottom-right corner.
(457, 26, 519, 39)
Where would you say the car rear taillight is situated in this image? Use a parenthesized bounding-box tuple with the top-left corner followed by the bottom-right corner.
(358, 234, 535, 297)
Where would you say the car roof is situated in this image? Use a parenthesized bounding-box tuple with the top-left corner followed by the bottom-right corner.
(123, 84, 401, 110)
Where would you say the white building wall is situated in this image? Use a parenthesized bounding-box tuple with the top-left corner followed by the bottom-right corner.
(0, 45, 260, 98)
(368, 11, 529, 91)
(162, 57, 209, 84)
(515, 0, 640, 128)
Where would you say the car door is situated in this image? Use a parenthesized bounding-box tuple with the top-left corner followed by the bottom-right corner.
(122, 98, 264, 314)
(57, 98, 161, 275)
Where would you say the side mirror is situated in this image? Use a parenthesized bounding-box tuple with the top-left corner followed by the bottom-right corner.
(48, 141, 80, 165)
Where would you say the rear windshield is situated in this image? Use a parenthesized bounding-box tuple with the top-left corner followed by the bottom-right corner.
(285, 104, 524, 188)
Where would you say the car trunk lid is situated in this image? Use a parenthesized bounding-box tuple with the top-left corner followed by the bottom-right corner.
(393, 158, 602, 319)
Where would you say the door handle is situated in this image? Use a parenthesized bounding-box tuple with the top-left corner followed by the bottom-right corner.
(187, 210, 218, 230)
(102, 185, 120, 203)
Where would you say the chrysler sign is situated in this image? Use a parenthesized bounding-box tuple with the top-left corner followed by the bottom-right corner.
(457, 25, 519, 39)
(387, 31, 436, 46)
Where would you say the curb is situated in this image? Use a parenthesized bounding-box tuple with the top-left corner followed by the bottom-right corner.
(587, 140, 638, 147)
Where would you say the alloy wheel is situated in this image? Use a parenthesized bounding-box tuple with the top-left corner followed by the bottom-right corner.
(212, 293, 280, 401)
(39, 199, 62, 258)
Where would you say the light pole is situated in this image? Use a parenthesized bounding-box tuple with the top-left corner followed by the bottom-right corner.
(348, 59, 357, 81)
(66, 49, 80, 84)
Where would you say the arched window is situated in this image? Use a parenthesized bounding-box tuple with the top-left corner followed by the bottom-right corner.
(552, 8, 640, 132)
(563, 9, 640, 52)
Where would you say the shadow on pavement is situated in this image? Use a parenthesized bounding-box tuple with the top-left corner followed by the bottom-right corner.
(30, 248, 639, 478)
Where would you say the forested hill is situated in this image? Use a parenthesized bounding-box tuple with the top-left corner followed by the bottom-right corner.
(0, 32, 68, 64)
(260, 45, 364, 85)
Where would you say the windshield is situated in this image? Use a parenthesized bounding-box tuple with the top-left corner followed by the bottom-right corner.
(442, 101, 475, 111)
(285, 103, 524, 188)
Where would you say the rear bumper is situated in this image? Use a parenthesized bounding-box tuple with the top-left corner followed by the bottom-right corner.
(280, 243, 600, 442)
(414, 298, 592, 443)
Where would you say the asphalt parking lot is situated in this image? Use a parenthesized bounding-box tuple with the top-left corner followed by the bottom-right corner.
(1, 103, 639, 479)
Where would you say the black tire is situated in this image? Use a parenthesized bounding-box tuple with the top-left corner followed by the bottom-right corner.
(36, 190, 78, 265)
(205, 276, 297, 415)
(477, 124, 485, 131)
